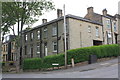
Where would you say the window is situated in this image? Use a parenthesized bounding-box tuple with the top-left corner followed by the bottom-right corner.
(107, 32, 112, 38)
(25, 34, 28, 41)
(37, 30, 40, 40)
(96, 27, 99, 37)
(30, 32, 34, 40)
(106, 20, 111, 28)
(4, 45, 5, 52)
(6, 36, 9, 41)
(114, 22, 117, 31)
(30, 45, 33, 58)
(53, 41, 57, 52)
(88, 26, 91, 33)
(6, 45, 8, 52)
(44, 28, 47, 38)
(25, 46, 27, 55)
(52, 26, 57, 36)
(11, 42, 14, 50)
(37, 44, 40, 54)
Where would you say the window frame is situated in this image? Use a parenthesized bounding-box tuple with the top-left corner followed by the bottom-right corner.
(88, 26, 91, 33)
(52, 41, 57, 52)
(37, 44, 40, 54)
(106, 20, 111, 28)
(52, 26, 57, 36)
(37, 30, 40, 40)
(96, 27, 99, 37)
(114, 22, 117, 31)
(25, 34, 28, 42)
(44, 27, 48, 38)
(30, 32, 34, 40)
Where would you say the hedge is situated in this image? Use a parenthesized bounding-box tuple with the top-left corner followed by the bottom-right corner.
(23, 58, 42, 70)
(23, 44, 120, 70)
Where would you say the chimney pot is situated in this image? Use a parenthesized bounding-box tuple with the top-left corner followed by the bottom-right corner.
(87, 7, 94, 14)
(102, 9, 107, 16)
(57, 9, 63, 18)
(42, 19, 47, 24)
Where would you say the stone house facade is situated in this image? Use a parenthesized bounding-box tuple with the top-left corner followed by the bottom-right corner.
(2, 35, 16, 61)
(84, 7, 119, 45)
(22, 9, 104, 59)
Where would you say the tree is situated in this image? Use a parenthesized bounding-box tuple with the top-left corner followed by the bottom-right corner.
(2, 0, 55, 72)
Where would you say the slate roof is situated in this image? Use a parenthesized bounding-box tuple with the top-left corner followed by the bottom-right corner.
(23, 14, 102, 33)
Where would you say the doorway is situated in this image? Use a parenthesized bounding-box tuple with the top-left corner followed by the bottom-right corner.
(93, 40, 102, 46)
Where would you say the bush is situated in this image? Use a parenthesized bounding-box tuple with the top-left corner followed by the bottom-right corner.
(42, 53, 65, 68)
(23, 58, 42, 70)
(23, 44, 120, 70)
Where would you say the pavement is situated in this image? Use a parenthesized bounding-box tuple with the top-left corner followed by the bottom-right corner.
(2, 57, 119, 78)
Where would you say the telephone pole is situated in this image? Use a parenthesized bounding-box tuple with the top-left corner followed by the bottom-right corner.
(63, 4, 67, 69)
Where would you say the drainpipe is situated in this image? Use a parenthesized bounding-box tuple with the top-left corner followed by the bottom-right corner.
(57, 22, 59, 54)
(40, 28, 42, 58)
(101, 16, 104, 44)
(110, 19, 114, 44)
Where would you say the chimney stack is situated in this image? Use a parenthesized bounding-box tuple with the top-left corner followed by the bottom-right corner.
(42, 19, 47, 24)
(102, 9, 107, 16)
(87, 7, 94, 14)
(57, 9, 63, 18)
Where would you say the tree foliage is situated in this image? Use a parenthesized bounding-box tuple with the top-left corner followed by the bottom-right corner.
(2, 1, 55, 38)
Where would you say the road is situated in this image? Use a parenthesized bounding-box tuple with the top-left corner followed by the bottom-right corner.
(2, 58, 119, 78)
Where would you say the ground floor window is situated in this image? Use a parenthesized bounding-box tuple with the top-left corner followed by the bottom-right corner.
(37, 44, 40, 54)
(53, 41, 57, 52)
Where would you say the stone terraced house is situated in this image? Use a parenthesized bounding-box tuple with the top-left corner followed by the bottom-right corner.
(21, 7, 120, 59)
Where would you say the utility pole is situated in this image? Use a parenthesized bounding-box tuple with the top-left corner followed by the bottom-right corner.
(0, 2, 2, 79)
(63, 4, 67, 69)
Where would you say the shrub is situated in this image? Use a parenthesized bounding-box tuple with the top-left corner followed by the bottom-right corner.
(23, 44, 119, 70)
(23, 58, 42, 70)
(42, 53, 65, 68)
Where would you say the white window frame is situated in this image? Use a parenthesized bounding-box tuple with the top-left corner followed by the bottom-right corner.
(108, 32, 112, 38)
(25, 34, 28, 41)
(53, 41, 57, 52)
(37, 30, 40, 39)
(44, 28, 47, 38)
(37, 44, 40, 54)
(88, 26, 91, 33)
(96, 27, 99, 37)
(114, 22, 117, 31)
(52, 26, 57, 36)
(31, 32, 34, 40)
(106, 20, 111, 28)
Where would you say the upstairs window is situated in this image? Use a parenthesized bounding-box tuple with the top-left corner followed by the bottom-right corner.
(37, 30, 40, 40)
(88, 26, 91, 33)
(11, 42, 15, 50)
(52, 26, 57, 36)
(25, 34, 28, 42)
(30, 32, 34, 40)
(96, 27, 99, 37)
(106, 20, 111, 28)
(114, 22, 117, 31)
(44, 28, 47, 38)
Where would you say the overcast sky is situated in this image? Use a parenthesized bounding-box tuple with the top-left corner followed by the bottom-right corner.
(8, 0, 120, 35)
(31, 0, 120, 27)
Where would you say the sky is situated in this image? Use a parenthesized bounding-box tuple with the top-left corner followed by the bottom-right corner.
(31, 0, 120, 28)
(8, 0, 120, 35)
